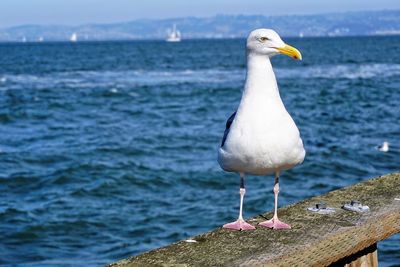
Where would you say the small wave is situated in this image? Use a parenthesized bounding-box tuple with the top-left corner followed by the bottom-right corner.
(0, 69, 245, 91)
(1, 63, 399, 92)
(275, 63, 400, 79)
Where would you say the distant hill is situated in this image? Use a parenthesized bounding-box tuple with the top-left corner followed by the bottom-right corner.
(1, 10, 400, 42)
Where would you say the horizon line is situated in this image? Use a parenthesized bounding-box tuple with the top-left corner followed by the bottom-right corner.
(1, 33, 400, 44)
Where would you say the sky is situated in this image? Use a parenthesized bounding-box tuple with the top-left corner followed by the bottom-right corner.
(1, 0, 400, 28)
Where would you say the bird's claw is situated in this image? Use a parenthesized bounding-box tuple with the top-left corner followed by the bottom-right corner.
(259, 218, 291, 230)
(223, 219, 256, 231)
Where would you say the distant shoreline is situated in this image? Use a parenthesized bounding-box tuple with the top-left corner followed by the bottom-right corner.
(1, 34, 399, 44)
(0, 9, 399, 42)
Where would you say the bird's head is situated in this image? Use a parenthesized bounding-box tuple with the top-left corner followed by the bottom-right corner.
(246, 28, 302, 60)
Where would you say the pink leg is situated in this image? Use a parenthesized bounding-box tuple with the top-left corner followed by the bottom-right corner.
(223, 173, 255, 231)
(259, 171, 291, 230)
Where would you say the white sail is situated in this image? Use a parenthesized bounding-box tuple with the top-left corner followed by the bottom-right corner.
(70, 33, 77, 42)
(166, 24, 181, 42)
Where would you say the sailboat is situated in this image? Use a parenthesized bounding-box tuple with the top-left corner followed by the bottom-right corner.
(166, 24, 181, 42)
(70, 33, 77, 42)
(38, 37, 44, 42)
(22, 36, 27, 43)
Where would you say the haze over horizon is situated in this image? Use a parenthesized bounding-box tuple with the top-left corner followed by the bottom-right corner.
(1, 0, 400, 28)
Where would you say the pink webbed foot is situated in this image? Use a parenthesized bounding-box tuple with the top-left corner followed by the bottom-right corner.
(223, 219, 256, 231)
(259, 218, 291, 230)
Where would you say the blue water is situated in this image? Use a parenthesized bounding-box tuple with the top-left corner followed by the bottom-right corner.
(0, 36, 399, 266)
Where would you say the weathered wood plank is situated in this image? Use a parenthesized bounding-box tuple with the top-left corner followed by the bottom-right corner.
(108, 173, 400, 267)
(331, 243, 378, 267)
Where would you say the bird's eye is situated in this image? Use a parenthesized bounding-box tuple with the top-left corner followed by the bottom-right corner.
(260, 37, 269, 42)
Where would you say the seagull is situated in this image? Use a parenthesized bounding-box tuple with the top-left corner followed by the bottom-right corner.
(378, 141, 389, 152)
(218, 29, 305, 231)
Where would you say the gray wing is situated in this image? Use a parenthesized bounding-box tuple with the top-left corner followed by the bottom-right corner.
(221, 111, 236, 147)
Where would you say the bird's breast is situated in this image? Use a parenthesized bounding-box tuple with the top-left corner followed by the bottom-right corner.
(219, 101, 305, 175)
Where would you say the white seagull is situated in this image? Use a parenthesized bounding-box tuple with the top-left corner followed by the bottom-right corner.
(378, 141, 389, 152)
(218, 29, 305, 231)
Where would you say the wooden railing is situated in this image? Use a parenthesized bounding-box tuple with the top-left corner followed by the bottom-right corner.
(108, 173, 400, 267)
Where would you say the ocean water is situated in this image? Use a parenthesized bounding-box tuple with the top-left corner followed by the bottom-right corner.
(0, 36, 399, 266)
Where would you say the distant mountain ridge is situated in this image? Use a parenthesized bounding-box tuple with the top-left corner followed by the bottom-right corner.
(1, 9, 399, 41)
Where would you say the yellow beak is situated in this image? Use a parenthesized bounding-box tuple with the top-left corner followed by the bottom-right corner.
(276, 44, 302, 60)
